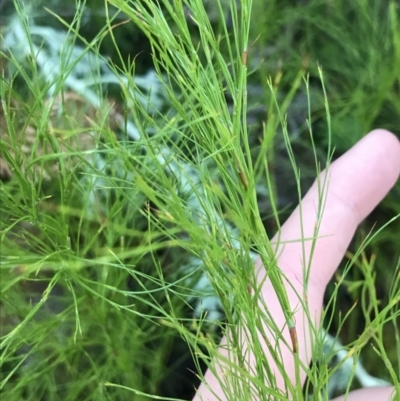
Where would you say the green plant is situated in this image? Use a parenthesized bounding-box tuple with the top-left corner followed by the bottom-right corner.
(1, 1, 399, 400)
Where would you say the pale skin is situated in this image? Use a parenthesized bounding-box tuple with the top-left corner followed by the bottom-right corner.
(193, 129, 400, 401)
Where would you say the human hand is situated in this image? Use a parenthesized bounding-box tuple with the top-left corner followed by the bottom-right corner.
(193, 129, 400, 401)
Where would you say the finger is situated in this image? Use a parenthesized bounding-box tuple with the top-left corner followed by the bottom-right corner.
(279, 128, 400, 290)
(332, 386, 396, 401)
(193, 130, 400, 400)
(253, 129, 400, 389)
